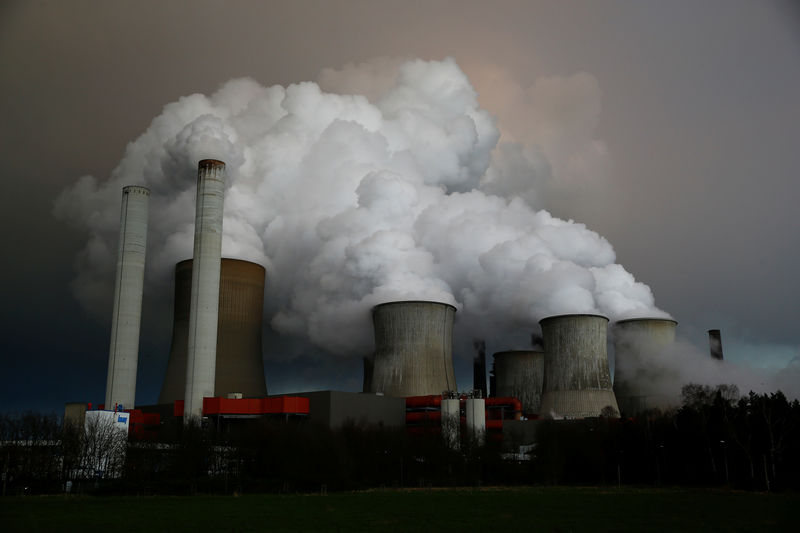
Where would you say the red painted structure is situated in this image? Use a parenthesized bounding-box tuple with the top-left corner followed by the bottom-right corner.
(172, 396, 310, 417)
(404, 395, 522, 440)
(126, 409, 160, 440)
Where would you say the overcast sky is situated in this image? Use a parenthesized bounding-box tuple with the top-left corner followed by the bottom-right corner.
(1, 0, 799, 413)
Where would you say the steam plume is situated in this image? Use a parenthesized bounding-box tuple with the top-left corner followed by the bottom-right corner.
(54, 58, 667, 358)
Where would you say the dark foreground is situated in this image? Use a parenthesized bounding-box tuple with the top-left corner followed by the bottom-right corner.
(1, 487, 795, 532)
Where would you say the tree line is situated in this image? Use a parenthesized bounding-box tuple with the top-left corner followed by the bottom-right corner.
(1, 385, 798, 495)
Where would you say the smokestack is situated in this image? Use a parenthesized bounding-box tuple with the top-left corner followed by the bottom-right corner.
(472, 339, 487, 398)
(159, 258, 268, 404)
(613, 318, 678, 416)
(493, 350, 545, 417)
(184, 159, 225, 419)
(105, 185, 149, 410)
(489, 361, 496, 398)
(370, 300, 457, 397)
(539, 314, 619, 419)
(708, 329, 724, 360)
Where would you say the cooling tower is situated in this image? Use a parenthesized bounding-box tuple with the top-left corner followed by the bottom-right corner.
(708, 329, 724, 360)
(493, 350, 545, 416)
(105, 185, 149, 410)
(613, 318, 678, 416)
(539, 314, 619, 419)
(159, 258, 268, 404)
(369, 301, 457, 397)
(184, 160, 225, 419)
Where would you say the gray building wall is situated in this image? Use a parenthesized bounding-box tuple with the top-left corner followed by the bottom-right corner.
(286, 391, 406, 430)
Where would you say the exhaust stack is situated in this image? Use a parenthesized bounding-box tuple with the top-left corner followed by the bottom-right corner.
(708, 329, 724, 360)
(184, 159, 225, 420)
(105, 185, 149, 410)
(472, 339, 487, 398)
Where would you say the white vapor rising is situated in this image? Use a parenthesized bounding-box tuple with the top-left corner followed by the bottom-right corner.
(55, 58, 667, 359)
(613, 332, 800, 401)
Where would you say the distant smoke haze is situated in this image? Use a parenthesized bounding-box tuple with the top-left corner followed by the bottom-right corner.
(612, 330, 800, 401)
(55, 58, 668, 361)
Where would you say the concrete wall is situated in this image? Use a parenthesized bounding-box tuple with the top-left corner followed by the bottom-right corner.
(64, 402, 87, 428)
(539, 314, 619, 419)
(185, 160, 225, 419)
(289, 391, 406, 430)
(370, 301, 457, 397)
(493, 350, 545, 416)
(159, 258, 267, 404)
(613, 318, 678, 416)
(105, 185, 149, 410)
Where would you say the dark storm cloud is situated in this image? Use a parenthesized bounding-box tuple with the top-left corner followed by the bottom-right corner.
(1, 0, 798, 413)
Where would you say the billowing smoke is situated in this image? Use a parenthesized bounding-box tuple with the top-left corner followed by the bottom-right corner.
(612, 330, 800, 402)
(54, 57, 668, 360)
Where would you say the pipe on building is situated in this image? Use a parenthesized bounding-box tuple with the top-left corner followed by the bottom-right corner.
(493, 350, 544, 417)
(159, 258, 268, 405)
(612, 318, 678, 416)
(539, 314, 619, 419)
(369, 301, 457, 397)
(184, 159, 225, 419)
(105, 185, 149, 410)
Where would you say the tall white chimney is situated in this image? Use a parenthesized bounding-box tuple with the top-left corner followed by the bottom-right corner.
(184, 159, 225, 420)
(105, 185, 150, 410)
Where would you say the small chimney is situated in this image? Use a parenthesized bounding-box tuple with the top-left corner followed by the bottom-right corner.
(708, 329, 724, 361)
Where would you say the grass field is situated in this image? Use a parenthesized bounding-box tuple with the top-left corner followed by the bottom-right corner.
(1, 487, 795, 532)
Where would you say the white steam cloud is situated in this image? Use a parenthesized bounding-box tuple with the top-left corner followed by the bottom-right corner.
(54, 58, 668, 359)
(613, 331, 800, 402)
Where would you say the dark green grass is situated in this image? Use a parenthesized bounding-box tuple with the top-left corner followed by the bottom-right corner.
(1, 487, 795, 532)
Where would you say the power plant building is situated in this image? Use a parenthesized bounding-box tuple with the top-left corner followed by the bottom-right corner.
(493, 350, 545, 417)
(159, 258, 268, 404)
(369, 301, 457, 397)
(539, 314, 619, 419)
(613, 317, 678, 416)
(105, 185, 150, 410)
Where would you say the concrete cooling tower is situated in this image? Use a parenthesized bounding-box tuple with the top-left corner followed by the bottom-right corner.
(613, 318, 678, 416)
(539, 314, 619, 419)
(369, 301, 457, 397)
(105, 185, 149, 411)
(159, 258, 268, 405)
(493, 350, 544, 416)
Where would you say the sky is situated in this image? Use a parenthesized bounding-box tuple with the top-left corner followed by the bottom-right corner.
(1, 0, 799, 414)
